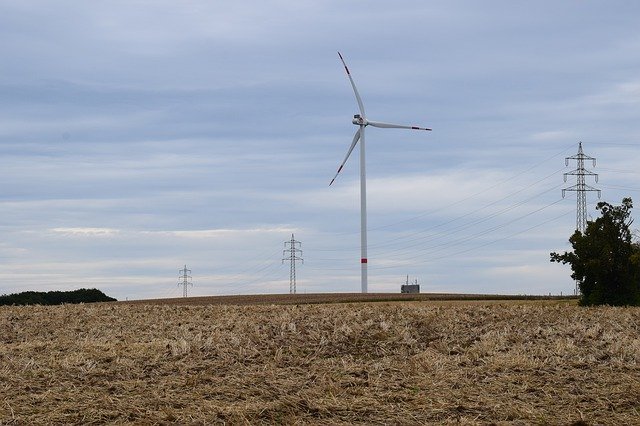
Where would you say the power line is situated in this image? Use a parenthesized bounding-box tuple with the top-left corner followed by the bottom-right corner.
(215, 249, 283, 287)
(368, 183, 564, 254)
(371, 205, 574, 270)
(214, 263, 285, 294)
(427, 208, 574, 262)
(323, 142, 577, 239)
(600, 184, 640, 192)
(373, 197, 567, 264)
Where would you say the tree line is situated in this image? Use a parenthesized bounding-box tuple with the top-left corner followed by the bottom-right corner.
(0, 288, 117, 306)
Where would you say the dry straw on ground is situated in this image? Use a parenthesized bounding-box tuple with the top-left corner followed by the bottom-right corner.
(1, 299, 639, 424)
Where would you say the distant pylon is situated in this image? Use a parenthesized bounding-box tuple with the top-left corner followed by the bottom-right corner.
(178, 265, 193, 298)
(282, 234, 303, 294)
(562, 142, 601, 234)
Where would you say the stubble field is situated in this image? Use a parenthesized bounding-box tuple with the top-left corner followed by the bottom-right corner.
(1, 297, 639, 424)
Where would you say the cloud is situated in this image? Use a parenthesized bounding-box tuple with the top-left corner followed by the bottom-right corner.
(144, 227, 300, 239)
(49, 227, 120, 237)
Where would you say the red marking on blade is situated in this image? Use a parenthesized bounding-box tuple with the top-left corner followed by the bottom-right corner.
(338, 53, 350, 74)
(329, 179, 335, 186)
(361, 258, 368, 263)
(338, 165, 343, 172)
(411, 126, 419, 129)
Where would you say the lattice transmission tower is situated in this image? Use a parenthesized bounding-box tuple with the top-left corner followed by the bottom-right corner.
(282, 234, 303, 294)
(562, 142, 601, 234)
(178, 265, 193, 298)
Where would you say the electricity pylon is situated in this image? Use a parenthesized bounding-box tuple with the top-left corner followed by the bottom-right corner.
(178, 265, 193, 298)
(562, 142, 601, 296)
(282, 234, 303, 294)
(563, 142, 601, 234)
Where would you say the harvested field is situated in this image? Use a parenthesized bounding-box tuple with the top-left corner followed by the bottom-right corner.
(1, 300, 639, 424)
(122, 292, 577, 306)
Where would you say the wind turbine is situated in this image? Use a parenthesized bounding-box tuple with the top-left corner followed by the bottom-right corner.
(330, 52, 431, 293)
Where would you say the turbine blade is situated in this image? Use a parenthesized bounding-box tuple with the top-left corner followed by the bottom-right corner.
(367, 120, 432, 131)
(338, 52, 366, 117)
(330, 128, 361, 186)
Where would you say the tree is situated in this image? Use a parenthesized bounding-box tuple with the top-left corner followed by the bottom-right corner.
(551, 197, 640, 306)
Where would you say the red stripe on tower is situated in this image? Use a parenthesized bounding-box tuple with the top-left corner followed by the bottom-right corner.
(361, 258, 368, 263)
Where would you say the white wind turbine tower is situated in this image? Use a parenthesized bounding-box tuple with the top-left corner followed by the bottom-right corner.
(330, 52, 432, 294)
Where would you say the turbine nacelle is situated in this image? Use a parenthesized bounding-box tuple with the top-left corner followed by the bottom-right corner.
(352, 114, 366, 126)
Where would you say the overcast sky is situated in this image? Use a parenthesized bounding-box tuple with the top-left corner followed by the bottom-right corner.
(1, 1, 639, 300)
